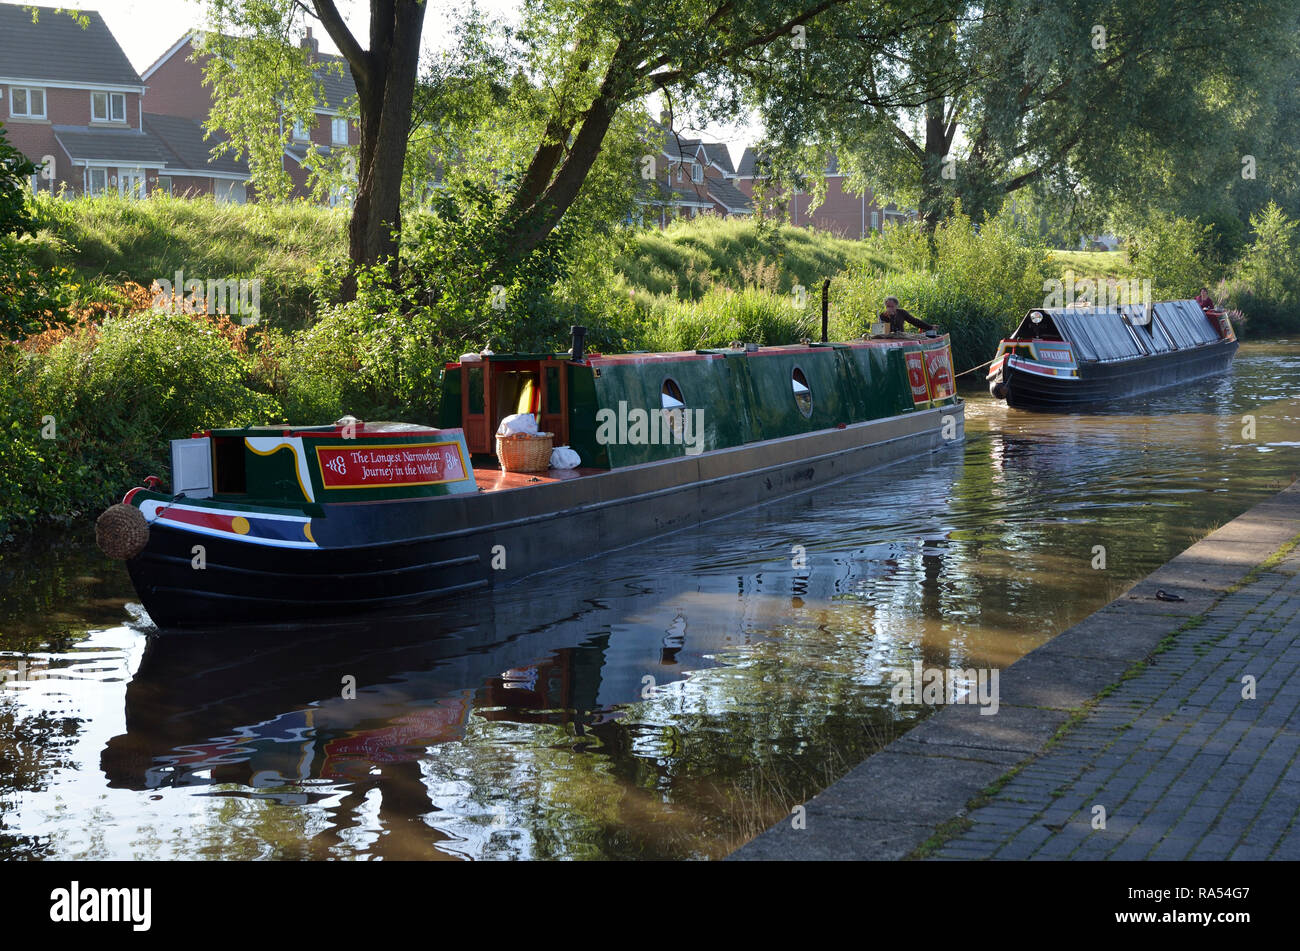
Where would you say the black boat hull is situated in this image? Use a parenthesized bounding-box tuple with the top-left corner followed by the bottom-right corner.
(999, 339, 1238, 411)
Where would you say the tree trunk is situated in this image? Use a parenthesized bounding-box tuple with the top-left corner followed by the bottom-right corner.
(332, 0, 426, 300)
(919, 99, 951, 232)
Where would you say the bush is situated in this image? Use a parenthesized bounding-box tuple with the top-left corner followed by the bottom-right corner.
(1125, 214, 1214, 299)
(1, 121, 73, 339)
(0, 307, 279, 539)
(640, 285, 816, 352)
(827, 205, 1049, 372)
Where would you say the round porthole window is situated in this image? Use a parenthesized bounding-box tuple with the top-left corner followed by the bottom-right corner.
(792, 367, 813, 417)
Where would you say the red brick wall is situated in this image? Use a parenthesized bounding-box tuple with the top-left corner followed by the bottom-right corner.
(143, 39, 211, 120)
(733, 175, 886, 238)
(3, 119, 61, 184)
(5, 86, 142, 129)
(164, 174, 215, 198)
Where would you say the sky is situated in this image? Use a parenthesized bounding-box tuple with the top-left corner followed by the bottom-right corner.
(6, 0, 758, 164)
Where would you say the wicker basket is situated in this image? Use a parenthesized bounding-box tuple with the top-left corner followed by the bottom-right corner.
(496, 431, 554, 472)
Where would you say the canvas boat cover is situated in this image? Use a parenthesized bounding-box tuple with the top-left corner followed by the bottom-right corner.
(1012, 301, 1222, 363)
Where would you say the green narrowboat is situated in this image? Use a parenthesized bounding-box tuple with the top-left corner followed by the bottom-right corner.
(98, 330, 963, 629)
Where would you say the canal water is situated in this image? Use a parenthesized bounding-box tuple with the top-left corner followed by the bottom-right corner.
(2, 340, 1298, 860)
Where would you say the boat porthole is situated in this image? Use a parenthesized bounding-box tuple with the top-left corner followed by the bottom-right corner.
(661, 377, 685, 411)
(792, 367, 813, 417)
(661, 377, 686, 439)
(231, 516, 251, 535)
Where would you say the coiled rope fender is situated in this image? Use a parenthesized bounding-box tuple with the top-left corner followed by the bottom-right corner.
(96, 503, 150, 560)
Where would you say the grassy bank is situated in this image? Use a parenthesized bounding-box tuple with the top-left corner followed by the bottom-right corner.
(27, 194, 347, 328)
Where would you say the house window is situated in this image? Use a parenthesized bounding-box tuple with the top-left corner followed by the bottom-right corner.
(331, 117, 348, 144)
(870, 211, 881, 231)
(292, 119, 309, 141)
(87, 168, 109, 196)
(157, 176, 173, 196)
(10, 87, 46, 119)
(691, 163, 703, 183)
(92, 92, 127, 122)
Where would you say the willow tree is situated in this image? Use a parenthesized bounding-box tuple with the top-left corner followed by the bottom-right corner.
(205, 0, 857, 289)
(746, 0, 1299, 230)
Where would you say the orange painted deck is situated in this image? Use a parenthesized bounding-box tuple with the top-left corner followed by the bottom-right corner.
(472, 462, 605, 493)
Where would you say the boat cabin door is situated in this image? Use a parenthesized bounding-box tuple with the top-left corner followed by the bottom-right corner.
(538, 359, 569, 447)
(461, 361, 492, 454)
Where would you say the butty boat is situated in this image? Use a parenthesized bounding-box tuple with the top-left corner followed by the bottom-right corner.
(986, 300, 1238, 410)
(97, 329, 963, 628)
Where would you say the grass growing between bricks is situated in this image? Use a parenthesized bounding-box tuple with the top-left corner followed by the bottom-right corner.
(906, 528, 1300, 860)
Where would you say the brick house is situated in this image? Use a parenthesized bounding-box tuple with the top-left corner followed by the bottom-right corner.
(732, 148, 907, 238)
(0, 4, 251, 199)
(0, 4, 165, 197)
(142, 27, 357, 204)
(639, 122, 753, 226)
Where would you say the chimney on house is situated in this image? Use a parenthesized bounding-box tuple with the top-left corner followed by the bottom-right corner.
(301, 27, 319, 56)
(659, 109, 672, 128)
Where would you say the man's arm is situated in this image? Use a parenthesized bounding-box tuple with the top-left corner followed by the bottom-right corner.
(902, 309, 934, 331)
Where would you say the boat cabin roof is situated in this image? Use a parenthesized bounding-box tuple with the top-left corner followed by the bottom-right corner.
(446, 338, 937, 371)
(201, 421, 447, 439)
(1012, 301, 1222, 362)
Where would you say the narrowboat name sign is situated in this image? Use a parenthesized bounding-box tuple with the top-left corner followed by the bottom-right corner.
(315, 441, 468, 489)
(905, 352, 929, 402)
(923, 341, 955, 400)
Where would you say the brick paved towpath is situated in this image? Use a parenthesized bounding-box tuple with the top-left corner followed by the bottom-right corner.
(730, 483, 1300, 860)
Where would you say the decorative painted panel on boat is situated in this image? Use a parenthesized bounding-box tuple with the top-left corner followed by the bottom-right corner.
(315, 441, 468, 489)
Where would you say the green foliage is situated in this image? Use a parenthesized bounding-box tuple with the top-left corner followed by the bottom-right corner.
(0, 121, 71, 339)
(0, 310, 277, 540)
(28, 192, 346, 329)
(1124, 214, 1214, 299)
(200, 1, 352, 202)
(1234, 202, 1299, 308)
(826, 207, 1050, 372)
(1047, 250, 1130, 283)
(615, 216, 884, 301)
(273, 180, 631, 422)
(754, 0, 1298, 237)
(0, 121, 36, 238)
(640, 285, 815, 352)
(0, 347, 57, 540)
(1216, 202, 1300, 335)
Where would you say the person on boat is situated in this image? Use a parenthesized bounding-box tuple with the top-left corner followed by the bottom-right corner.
(1195, 287, 1216, 312)
(879, 297, 935, 334)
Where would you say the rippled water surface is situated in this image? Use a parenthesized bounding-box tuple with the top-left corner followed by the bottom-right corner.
(2, 341, 1298, 859)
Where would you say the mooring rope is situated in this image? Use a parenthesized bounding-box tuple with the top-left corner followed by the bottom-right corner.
(954, 356, 997, 379)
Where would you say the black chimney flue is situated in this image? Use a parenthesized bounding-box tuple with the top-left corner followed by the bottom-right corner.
(821, 278, 831, 343)
(571, 325, 587, 362)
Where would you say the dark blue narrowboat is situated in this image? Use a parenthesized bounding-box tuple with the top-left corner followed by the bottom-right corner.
(986, 300, 1238, 410)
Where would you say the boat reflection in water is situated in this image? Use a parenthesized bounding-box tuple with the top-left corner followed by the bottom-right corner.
(99, 452, 964, 856)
